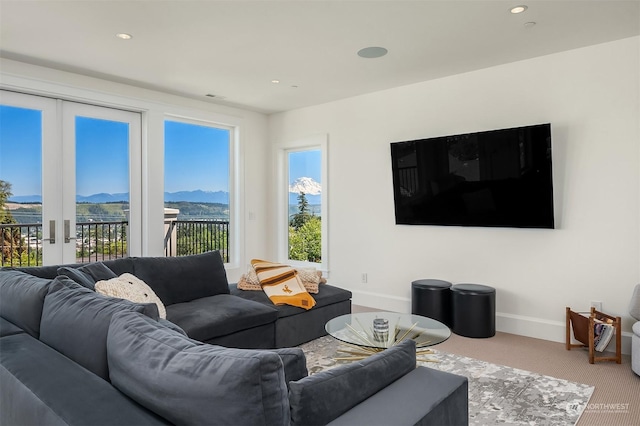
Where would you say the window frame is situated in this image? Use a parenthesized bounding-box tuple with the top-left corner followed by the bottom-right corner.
(276, 134, 328, 273)
(163, 114, 239, 266)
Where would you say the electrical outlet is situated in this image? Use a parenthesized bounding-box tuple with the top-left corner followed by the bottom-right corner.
(361, 273, 368, 284)
(591, 301, 602, 311)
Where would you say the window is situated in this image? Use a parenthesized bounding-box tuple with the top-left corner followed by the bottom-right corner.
(278, 135, 328, 271)
(164, 119, 231, 261)
(0, 92, 141, 266)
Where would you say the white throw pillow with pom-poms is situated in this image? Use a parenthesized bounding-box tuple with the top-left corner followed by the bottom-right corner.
(96, 273, 166, 319)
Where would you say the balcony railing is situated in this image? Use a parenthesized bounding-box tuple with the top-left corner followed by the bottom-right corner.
(76, 221, 129, 264)
(1, 219, 229, 267)
(164, 220, 229, 262)
(0, 223, 43, 267)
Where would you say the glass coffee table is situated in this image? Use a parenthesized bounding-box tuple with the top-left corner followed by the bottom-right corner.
(325, 311, 451, 361)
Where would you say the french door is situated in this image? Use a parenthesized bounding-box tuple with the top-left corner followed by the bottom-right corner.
(0, 90, 141, 265)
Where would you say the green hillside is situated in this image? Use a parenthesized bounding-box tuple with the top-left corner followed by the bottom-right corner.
(7, 201, 319, 224)
(165, 202, 228, 220)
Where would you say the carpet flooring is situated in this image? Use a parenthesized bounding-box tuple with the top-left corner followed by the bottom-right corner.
(349, 305, 640, 426)
(300, 335, 594, 425)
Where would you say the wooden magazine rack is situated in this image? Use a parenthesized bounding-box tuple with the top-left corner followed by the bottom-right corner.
(566, 306, 621, 364)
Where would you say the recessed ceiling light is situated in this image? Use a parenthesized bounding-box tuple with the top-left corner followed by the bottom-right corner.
(271, 79, 280, 84)
(524, 21, 536, 28)
(116, 33, 132, 40)
(510, 5, 528, 14)
(357, 46, 388, 59)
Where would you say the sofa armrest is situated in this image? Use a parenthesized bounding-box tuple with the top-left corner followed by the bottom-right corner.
(289, 340, 416, 426)
(268, 347, 308, 385)
(327, 366, 468, 426)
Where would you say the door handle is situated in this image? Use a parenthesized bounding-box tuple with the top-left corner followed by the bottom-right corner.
(64, 220, 76, 243)
(43, 220, 56, 244)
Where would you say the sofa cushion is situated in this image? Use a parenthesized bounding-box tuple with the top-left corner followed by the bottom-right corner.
(230, 282, 352, 318)
(5, 264, 65, 279)
(39, 276, 159, 381)
(165, 294, 278, 342)
(0, 317, 25, 337)
(57, 262, 117, 291)
(239, 267, 324, 294)
(57, 266, 95, 289)
(101, 257, 136, 276)
(131, 251, 229, 305)
(8, 258, 134, 280)
(107, 310, 290, 426)
(0, 270, 50, 338)
(326, 366, 469, 426)
(289, 339, 417, 426)
(0, 333, 170, 425)
(158, 318, 187, 335)
(95, 273, 166, 319)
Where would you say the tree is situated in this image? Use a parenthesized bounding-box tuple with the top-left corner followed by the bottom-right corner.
(290, 192, 311, 229)
(288, 216, 321, 262)
(288, 191, 321, 262)
(0, 180, 15, 224)
(0, 180, 29, 265)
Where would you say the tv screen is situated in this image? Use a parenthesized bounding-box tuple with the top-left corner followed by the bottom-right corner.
(390, 123, 554, 229)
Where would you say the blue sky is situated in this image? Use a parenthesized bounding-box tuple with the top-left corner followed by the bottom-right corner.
(289, 149, 321, 184)
(76, 116, 129, 195)
(1, 105, 317, 200)
(164, 120, 229, 193)
(0, 105, 42, 196)
(0, 106, 230, 197)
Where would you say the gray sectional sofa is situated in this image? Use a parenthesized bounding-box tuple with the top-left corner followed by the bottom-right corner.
(0, 251, 469, 425)
(6, 251, 352, 349)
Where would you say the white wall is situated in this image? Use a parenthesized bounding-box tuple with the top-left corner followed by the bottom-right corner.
(2, 37, 638, 350)
(269, 37, 640, 349)
(0, 59, 270, 282)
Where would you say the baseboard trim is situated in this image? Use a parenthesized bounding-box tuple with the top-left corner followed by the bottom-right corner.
(352, 289, 412, 314)
(351, 290, 632, 355)
(497, 311, 632, 355)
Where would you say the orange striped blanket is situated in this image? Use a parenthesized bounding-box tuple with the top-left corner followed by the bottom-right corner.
(250, 259, 316, 310)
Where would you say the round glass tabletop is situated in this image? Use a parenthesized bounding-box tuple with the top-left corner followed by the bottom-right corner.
(325, 311, 451, 350)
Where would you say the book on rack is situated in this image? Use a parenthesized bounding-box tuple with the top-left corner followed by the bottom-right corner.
(593, 321, 614, 352)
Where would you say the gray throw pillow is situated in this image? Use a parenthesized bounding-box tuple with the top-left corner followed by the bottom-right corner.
(158, 318, 188, 336)
(289, 340, 417, 426)
(0, 270, 51, 338)
(39, 276, 159, 381)
(107, 310, 289, 426)
(57, 262, 118, 291)
(56, 266, 95, 290)
(131, 250, 229, 305)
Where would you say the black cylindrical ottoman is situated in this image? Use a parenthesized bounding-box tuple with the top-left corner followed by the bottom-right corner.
(451, 283, 496, 338)
(411, 279, 452, 327)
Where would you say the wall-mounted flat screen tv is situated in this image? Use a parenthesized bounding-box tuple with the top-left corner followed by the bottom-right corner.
(390, 123, 554, 229)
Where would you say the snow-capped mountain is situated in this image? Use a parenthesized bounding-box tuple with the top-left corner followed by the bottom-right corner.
(289, 177, 321, 195)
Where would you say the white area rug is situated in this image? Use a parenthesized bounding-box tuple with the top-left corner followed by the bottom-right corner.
(300, 336, 594, 425)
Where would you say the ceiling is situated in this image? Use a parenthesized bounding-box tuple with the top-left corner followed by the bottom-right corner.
(1, 1, 639, 114)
